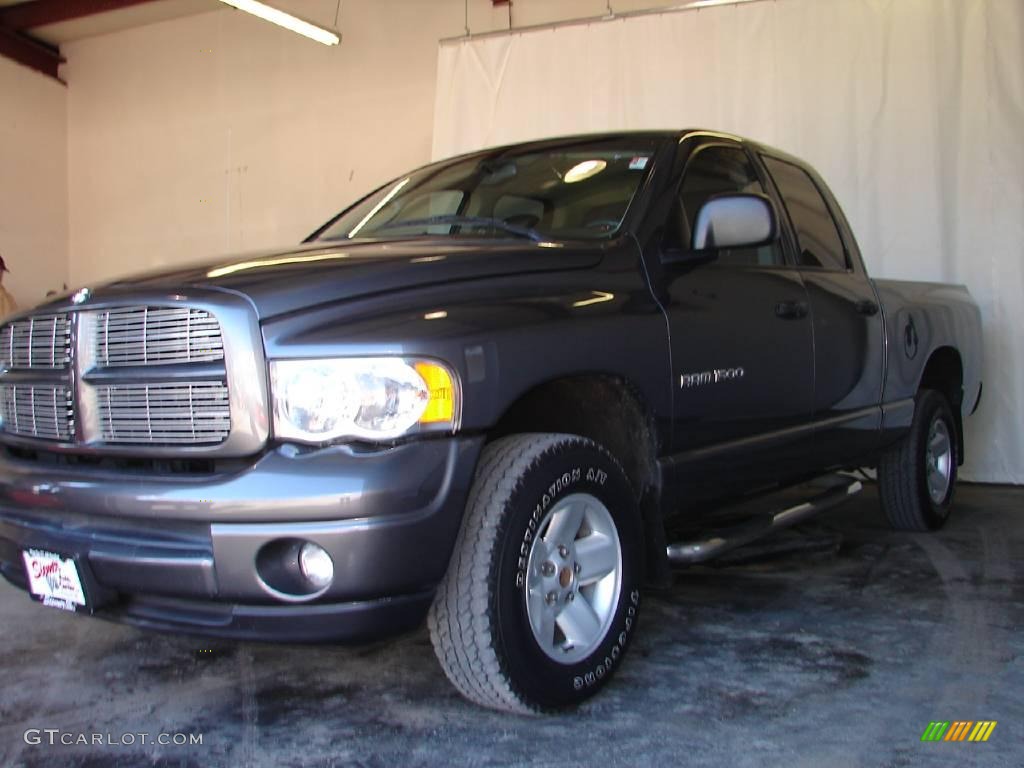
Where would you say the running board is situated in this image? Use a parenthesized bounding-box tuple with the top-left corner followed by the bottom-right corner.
(665, 474, 863, 566)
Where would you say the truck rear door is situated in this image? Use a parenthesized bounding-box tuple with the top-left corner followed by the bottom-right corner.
(758, 154, 886, 468)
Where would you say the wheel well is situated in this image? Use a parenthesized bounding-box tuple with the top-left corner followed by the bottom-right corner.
(919, 346, 965, 463)
(489, 375, 660, 500)
(488, 375, 669, 584)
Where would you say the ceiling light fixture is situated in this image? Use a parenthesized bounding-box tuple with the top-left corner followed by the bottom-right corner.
(684, 0, 760, 8)
(563, 159, 607, 184)
(218, 0, 340, 46)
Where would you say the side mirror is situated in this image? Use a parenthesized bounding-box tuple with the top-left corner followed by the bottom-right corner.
(691, 193, 778, 251)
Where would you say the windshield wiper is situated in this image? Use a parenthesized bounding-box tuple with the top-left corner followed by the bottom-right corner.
(374, 215, 544, 242)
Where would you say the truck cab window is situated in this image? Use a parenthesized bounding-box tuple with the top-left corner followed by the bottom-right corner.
(762, 156, 849, 271)
(490, 195, 546, 230)
(315, 139, 657, 242)
(671, 145, 783, 267)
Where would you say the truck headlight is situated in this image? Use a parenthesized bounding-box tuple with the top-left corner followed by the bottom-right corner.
(269, 357, 459, 443)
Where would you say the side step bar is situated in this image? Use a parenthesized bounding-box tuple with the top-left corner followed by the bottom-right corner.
(665, 474, 863, 566)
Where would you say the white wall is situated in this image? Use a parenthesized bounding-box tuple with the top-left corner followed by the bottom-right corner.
(58, 0, 699, 285)
(0, 56, 69, 308)
(64, 0, 459, 283)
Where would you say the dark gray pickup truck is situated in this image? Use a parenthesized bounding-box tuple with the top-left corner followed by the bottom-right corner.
(0, 130, 982, 713)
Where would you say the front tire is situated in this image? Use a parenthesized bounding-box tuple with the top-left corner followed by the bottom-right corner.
(428, 433, 642, 713)
(878, 389, 958, 531)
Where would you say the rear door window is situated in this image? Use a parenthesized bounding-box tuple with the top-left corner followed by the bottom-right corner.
(761, 156, 848, 271)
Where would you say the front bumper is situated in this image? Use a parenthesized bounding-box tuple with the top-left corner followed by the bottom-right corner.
(0, 436, 483, 642)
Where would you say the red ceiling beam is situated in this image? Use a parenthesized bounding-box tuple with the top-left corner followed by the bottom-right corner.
(0, 26, 63, 81)
(0, 0, 163, 31)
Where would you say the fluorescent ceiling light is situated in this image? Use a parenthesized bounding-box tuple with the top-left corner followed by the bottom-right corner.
(684, 0, 760, 8)
(218, 0, 340, 46)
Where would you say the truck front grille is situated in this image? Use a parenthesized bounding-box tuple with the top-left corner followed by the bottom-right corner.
(0, 303, 244, 450)
(95, 306, 223, 366)
(0, 314, 71, 369)
(97, 382, 230, 444)
(0, 383, 74, 441)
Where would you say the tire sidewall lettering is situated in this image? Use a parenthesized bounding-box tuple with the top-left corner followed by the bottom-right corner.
(572, 589, 640, 692)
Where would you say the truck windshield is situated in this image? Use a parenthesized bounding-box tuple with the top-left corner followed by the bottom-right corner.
(315, 138, 657, 243)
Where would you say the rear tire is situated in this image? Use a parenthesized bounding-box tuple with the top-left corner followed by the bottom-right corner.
(878, 389, 958, 531)
(428, 433, 642, 713)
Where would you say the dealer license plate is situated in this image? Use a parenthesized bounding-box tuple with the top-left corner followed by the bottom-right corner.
(21, 549, 87, 612)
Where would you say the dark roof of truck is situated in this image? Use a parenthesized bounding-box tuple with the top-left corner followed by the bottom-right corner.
(441, 129, 808, 171)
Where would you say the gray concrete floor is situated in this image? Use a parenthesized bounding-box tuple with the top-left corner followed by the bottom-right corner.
(1, 483, 1021, 768)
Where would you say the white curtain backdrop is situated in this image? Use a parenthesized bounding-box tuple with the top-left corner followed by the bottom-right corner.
(432, 0, 1024, 484)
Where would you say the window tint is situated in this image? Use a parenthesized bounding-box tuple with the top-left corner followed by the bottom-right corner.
(761, 156, 848, 271)
(675, 145, 783, 267)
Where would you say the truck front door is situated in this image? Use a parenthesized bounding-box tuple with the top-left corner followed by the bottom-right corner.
(652, 137, 816, 505)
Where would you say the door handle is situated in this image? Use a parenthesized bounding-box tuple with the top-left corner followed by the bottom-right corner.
(855, 299, 880, 317)
(774, 300, 809, 320)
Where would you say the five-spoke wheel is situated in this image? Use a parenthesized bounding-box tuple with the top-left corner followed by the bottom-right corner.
(525, 493, 623, 664)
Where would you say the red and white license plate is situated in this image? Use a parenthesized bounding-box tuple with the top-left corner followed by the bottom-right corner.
(22, 549, 87, 612)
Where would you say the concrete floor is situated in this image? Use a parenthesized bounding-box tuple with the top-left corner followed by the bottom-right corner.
(1, 483, 1021, 768)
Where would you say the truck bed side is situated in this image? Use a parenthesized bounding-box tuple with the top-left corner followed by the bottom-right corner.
(873, 278, 983, 439)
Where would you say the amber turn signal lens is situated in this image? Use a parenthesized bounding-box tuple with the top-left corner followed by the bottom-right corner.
(415, 361, 456, 424)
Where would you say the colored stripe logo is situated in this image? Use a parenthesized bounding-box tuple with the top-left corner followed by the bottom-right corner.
(921, 721, 997, 742)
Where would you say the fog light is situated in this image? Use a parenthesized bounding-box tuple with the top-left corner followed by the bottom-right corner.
(298, 542, 334, 589)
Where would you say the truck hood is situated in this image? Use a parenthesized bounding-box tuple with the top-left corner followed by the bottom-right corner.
(93, 238, 603, 319)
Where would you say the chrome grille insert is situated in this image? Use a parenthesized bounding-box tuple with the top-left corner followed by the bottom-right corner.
(0, 383, 74, 441)
(95, 306, 224, 367)
(96, 382, 230, 444)
(0, 297, 267, 454)
(0, 314, 71, 369)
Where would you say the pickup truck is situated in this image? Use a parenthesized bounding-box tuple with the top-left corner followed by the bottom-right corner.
(0, 130, 982, 714)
